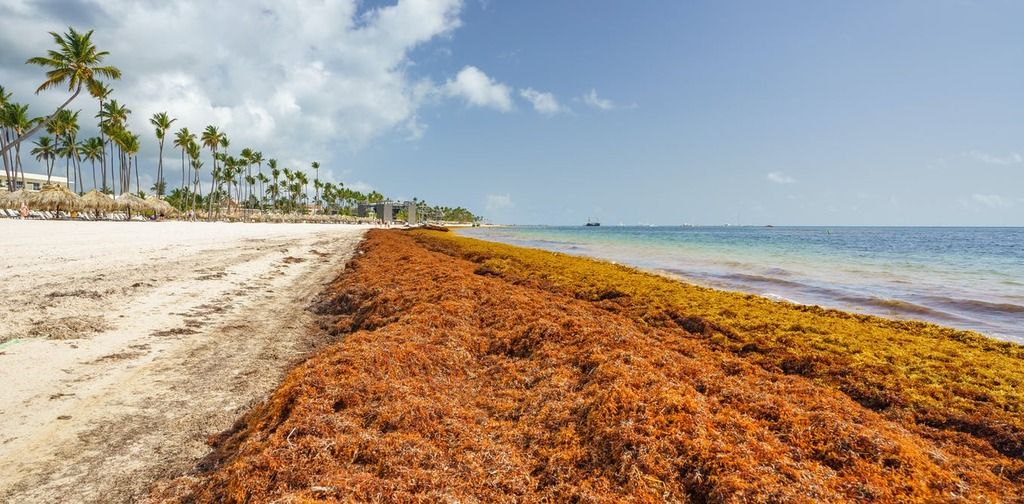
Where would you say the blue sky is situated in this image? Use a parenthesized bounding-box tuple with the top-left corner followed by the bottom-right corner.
(1, 0, 1022, 225)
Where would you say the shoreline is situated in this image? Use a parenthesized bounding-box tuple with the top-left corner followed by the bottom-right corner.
(455, 226, 1024, 341)
(150, 229, 1024, 501)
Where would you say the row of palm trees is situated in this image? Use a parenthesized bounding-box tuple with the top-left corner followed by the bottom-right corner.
(1, 26, 483, 223)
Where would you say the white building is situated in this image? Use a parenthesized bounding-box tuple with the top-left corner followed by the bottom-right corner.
(1, 171, 72, 192)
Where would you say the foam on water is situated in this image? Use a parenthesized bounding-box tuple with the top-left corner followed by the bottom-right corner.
(460, 226, 1024, 342)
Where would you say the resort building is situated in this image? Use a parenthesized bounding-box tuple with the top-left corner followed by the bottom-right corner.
(1, 171, 72, 192)
(356, 200, 418, 224)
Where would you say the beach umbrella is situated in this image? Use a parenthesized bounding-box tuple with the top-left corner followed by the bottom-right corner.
(80, 189, 117, 213)
(145, 195, 176, 216)
(31, 183, 81, 213)
(116, 192, 149, 218)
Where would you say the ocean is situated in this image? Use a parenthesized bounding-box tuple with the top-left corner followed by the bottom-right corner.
(459, 226, 1024, 342)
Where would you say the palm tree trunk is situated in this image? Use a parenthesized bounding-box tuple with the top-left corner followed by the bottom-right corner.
(134, 156, 140, 195)
(1, 129, 11, 192)
(180, 149, 186, 194)
(16, 142, 26, 189)
(0, 85, 82, 158)
(157, 139, 164, 195)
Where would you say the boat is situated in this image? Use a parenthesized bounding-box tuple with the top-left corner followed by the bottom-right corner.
(585, 218, 601, 227)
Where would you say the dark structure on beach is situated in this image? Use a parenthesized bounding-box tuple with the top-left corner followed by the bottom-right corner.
(356, 200, 418, 224)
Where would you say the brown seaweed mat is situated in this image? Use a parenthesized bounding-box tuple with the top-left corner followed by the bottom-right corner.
(150, 229, 1023, 502)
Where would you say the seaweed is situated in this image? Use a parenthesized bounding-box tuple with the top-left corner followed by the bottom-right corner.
(149, 230, 1024, 502)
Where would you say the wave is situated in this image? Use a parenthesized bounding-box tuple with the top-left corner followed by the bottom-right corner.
(835, 295, 961, 320)
(919, 296, 1024, 316)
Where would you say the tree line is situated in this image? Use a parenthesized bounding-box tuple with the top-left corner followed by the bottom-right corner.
(0, 27, 482, 222)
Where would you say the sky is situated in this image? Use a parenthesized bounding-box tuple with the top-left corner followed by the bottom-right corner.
(0, 0, 1022, 226)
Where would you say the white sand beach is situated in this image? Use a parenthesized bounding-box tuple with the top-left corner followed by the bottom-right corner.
(0, 220, 366, 503)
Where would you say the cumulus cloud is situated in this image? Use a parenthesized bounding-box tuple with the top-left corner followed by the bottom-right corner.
(485, 193, 514, 211)
(964, 150, 1023, 166)
(0, 0, 469, 184)
(444, 66, 514, 112)
(766, 171, 796, 184)
(581, 88, 615, 110)
(519, 88, 565, 115)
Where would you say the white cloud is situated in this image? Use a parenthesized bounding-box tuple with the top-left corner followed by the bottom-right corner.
(0, 0, 468, 182)
(347, 181, 375, 193)
(485, 193, 514, 211)
(519, 88, 565, 115)
(970, 193, 1012, 209)
(766, 171, 796, 184)
(444, 66, 513, 112)
(964, 151, 1023, 166)
(582, 88, 615, 110)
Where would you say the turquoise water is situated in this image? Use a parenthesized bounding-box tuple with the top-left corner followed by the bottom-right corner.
(459, 226, 1024, 342)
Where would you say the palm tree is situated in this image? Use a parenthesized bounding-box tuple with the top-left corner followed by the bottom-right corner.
(187, 140, 202, 215)
(1, 100, 38, 191)
(250, 151, 264, 206)
(269, 159, 280, 210)
(31, 136, 57, 183)
(173, 127, 195, 194)
(239, 148, 254, 205)
(311, 161, 320, 209)
(149, 111, 176, 195)
(80, 137, 103, 191)
(295, 171, 309, 209)
(92, 81, 112, 190)
(49, 109, 80, 189)
(200, 125, 224, 217)
(123, 132, 141, 195)
(2, 27, 121, 158)
(256, 172, 269, 210)
(0, 86, 10, 187)
(97, 99, 129, 193)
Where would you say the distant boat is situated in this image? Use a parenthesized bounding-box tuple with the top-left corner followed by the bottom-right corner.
(585, 218, 601, 227)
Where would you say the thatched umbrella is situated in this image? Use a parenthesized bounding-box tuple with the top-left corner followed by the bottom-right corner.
(80, 189, 117, 216)
(116, 192, 149, 219)
(145, 195, 176, 216)
(0, 189, 32, 210)
(32, 183, 81, 215)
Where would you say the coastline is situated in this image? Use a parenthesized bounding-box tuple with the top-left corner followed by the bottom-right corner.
(456, 225, 1024, 341)
(151, 229, 1024, 501)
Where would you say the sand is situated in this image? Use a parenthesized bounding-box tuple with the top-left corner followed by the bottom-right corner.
(0, 220, 367, 503)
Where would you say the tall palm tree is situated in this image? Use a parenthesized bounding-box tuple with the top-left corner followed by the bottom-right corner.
(239, 148, 254, 205)
(200, 125, 224, 217)
(124, 132, 141, 195)
(173, 127, 195, 194)
(2, 27, 121, 158)
(80, 137, 103, 191)
(0, 86, 10, 187)
(256, 172, 269, 210)
(149, 111, 176, 195)
(97, 99, 129, 194)
(1, 100, 38, 191)
(92, 82, 112, 190)
(269, 159, 280, 210)
(311, 161, 320, 209)
(30, 136, 57, 183)
(187, 140, 202, 215)
(48, 109, 80, 189)
(250, 151, 264, 206)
